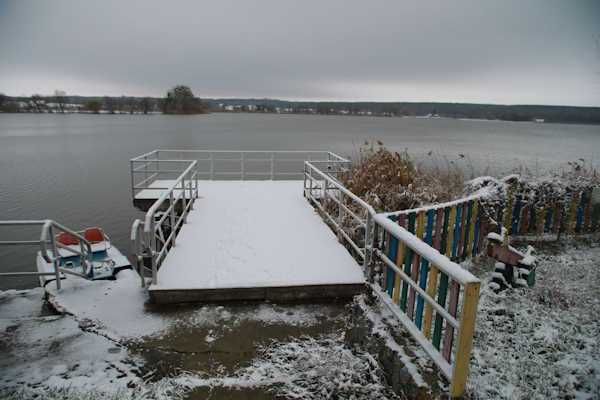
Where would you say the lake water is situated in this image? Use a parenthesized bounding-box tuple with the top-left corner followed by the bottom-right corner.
(1, 113, 599, 289)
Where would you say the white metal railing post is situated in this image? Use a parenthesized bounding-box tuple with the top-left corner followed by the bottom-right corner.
(169, 191, 176, 247)
(155, 151, 159, 181)
(303, 162, 307, 195)
(241, 152, 245, 180)
(149, 219, 158, 285)
(130, 160, 135, 199)
(338, 186, 343, 226)
(308, 163, 313, 197)
(47, 225, 61, 290)
(181, 175, 187, 224)
(210, 152, 214, 180)
(270, 152, 275, 180)
(364, 212, 373, 268)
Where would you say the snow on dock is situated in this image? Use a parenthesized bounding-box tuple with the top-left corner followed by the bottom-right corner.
(147, 181, 365, 303)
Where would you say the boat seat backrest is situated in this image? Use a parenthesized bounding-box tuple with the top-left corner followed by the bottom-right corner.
(56, 232, 79, 246)
(84, 227, 105, 244)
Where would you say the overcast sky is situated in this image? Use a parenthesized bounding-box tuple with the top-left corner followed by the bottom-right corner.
(1, 0, 599, 106)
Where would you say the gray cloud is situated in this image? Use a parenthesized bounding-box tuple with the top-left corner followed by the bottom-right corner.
(1, 0, 599, 105)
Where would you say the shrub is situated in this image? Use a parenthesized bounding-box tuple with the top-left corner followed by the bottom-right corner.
(340, 141, 464, 212)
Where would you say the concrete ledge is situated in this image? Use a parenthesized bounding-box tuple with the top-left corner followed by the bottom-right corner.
(149, 283, 366, 304)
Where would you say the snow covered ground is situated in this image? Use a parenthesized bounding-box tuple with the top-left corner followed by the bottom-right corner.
(0, 288, 142, 396)
(0, 271, 396, 399)
(468, 240, 600, 400)
(2, 239, 599, 399)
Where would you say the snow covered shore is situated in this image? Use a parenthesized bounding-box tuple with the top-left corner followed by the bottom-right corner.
(468, 241, 600, 400)
(1, 240, 599, 399)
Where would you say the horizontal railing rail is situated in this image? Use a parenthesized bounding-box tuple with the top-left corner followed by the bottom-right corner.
(130, 159, 198, 286)
(129, 150, 349, 287)
(303, 161, 374, 265)
(0, 220, 94, 290)
(130, 150, 350, 198)
(129, 149, 349, 287)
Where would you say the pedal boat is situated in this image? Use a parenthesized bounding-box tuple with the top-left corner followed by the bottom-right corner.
(36, 227, 131, 287)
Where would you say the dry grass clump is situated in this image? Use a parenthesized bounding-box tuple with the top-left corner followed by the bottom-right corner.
(340, 142, 464, 212)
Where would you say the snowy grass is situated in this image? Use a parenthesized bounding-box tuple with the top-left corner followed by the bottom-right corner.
(0, 388, 146, 400)
(241, 335, 400, 399)
(168, 334, 402, 400)
(468, 241, 600, 400)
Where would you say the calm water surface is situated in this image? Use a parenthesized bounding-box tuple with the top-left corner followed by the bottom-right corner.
(1, 113, 598, 289)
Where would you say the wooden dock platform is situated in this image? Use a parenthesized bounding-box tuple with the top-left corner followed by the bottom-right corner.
(136, 181, 365, 304)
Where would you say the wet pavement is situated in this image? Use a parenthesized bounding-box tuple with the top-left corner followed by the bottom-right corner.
(130, 301, 349, 381)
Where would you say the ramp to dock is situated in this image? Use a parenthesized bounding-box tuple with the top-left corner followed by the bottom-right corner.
(148, 181, 365, 303)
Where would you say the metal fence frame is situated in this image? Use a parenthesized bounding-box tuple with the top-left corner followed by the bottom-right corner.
(130, 149, 350, 199)
(130, 160, 198, 286)
(303, 160, 373, 264)
(0, 220, 94, 290)
(129, 150, 350, 287)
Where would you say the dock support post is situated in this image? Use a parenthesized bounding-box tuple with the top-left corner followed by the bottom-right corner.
(49, 225, 61, 290)
(170, 192, 176, 247)
(209, 152, 214, 180)
(241, 152, 245, 180)
(181, 176, 188, 224)
(130, 160, 135, 199)
(270, 153, 275, 180)
(364, 212, 373, 268)
(149, 220, 158, 285)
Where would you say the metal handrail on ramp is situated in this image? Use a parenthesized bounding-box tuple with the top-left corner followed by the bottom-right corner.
(0, 220, 94, 290)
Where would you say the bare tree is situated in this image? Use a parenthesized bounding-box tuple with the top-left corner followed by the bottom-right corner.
(140, 97, 152, 114)
(104, 96, 116, 114)
(84, 100, 102, 114)
(127, 97, 138, 114)
(30, 95, 45, 113)
(54, 90, 67, 113)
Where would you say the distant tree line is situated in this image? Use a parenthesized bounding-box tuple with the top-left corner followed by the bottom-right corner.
(0, 85, 207, 115)
(207, 99, 600, 124)
(1, 89, 599, 123)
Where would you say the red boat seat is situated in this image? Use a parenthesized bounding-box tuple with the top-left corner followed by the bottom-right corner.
(84, 227, 105, 244)
(56, 232, 79, 246)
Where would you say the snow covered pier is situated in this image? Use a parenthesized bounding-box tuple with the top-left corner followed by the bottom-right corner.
(129, 149, 483, 397)
(130, 151, 365, 303)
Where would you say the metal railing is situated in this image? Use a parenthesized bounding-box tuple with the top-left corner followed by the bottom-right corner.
(304, 161, 481, 398)
(130, 149, 350, 198)
(0, 220, 94, 290)
(304, 161, 374, 265)
(130, 160, 198, 286)
(130, 149, 350, 287)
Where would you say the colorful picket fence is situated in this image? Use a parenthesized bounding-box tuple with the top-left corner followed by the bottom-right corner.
(385, 196, 487, 262)
(498, 186, 600, 238)
(372, 214, 480, 398)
